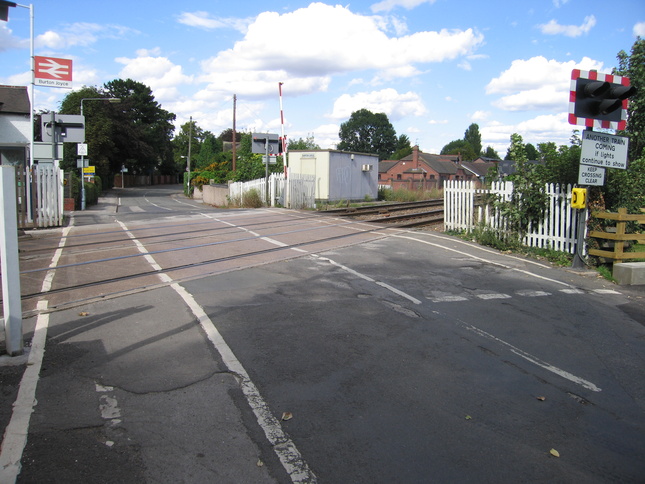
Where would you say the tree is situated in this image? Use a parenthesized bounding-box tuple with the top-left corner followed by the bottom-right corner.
(535, 141, 579, 186)
(337, 109, 397, 160)
(496, 133, 548, 240)
(440, 139, 476, 161)
(59, 86, 127, 186)
(288, 134, 320, 150)
(172, 119, 205, 172)
(104, 79, 176, 176)
(464, 123, 482, 157)
(614, 38, 645, 160)
(391, 134, 413, 160)
(524, 143, 538, 161)
(482, 146, 500, 159)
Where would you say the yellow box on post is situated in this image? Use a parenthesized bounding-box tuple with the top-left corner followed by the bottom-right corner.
(571, 187, 587, 209)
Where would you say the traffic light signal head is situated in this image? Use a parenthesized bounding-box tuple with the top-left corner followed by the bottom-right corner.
(569, 69, 637, 130)
(0, 1, 18, 21)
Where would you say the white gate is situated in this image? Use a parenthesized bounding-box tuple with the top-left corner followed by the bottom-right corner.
(229, 169, 315, 209)
(32, 163, 64, 228)
(444, 180, 580, 253)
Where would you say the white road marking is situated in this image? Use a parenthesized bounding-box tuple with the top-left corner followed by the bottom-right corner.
(0, 301, 51, 482)
(395, 234, 574, 288)
(312, 255, 422, 305)
(476, 293, 511, 300)
(516, 290, 551, 297)
(560, 288, 585, 294)
(462, 318, 601, 392)
(117, 221, 317, 483)
(143, 194, 171, 211)
(0, 221, 75, 481)
(429, 295, 469, 303)
(593, 288, 621, 294)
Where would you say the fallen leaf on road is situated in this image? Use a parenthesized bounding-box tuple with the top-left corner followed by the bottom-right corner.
(550, 449, 560, 458)
(537, 396, 546, 401)
(281, 412, 293, 421)
(465, 415, 472, 420)
(79, 312, 89, 317)
(256, 459, 264, 467)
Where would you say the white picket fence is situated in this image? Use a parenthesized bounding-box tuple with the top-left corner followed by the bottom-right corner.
(444, 180, 582, 254)
(32, 163, 64, 228)
(229, 169, 315, 209)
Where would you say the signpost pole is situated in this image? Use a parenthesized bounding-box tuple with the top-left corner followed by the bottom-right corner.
(265, 138, 270, 205)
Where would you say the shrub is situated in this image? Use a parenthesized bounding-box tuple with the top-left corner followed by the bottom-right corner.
(241, 188, 264, 208)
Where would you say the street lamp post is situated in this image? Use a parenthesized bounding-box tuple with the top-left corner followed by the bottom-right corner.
(79, 97, 120, 210)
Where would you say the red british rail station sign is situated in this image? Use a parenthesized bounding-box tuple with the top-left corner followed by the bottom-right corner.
(34, 56, 73, 89)
(569, 69, 635, 131)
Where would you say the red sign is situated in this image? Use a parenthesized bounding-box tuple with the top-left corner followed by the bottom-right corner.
(34, 56, 73, 88)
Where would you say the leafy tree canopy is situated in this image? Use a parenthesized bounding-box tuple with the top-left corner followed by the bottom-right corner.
(337, 108, 397, 160)
(288, 134, 320, 150)
(615, 37, 645, 160)
(482, 146, 500, 159)
(440, 139, 476, 161)
(464, 123, 482, 157)
(391, 134, 413, 160)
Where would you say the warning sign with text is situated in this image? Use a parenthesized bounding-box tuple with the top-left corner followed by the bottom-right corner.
(578, 164, 605, 186)
(580, 131, 628, 170)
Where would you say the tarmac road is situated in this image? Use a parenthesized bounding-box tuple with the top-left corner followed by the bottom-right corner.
(1, 186, 644, 483)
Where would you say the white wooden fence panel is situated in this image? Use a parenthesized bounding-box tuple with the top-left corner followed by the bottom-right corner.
(33, 163, 64, 228)
(445, 180, 580, 254)
(229, 170, 315, 209)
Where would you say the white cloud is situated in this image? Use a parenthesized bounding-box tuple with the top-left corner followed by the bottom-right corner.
(486, 56, 604, 111)
(470, 110, 490, 122)
(290, 123, 340, 149)
(538, 15, 596, 37)
(36, 23, 137, 49)
(0, 24, 28, 52)
(199, 3, 483, 97)
(371, 0, 437, 13)
(428, 119, 448, 125)
(116, 54, 193, 102)
(552, 0, 569, 6)
(329, 88, 427, 120)
(481, 113, 573, 153)
(634, 22, 645, 37)
(177, 12, 251, 33)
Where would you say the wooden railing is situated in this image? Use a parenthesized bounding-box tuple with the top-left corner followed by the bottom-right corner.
(588, 207, 645, 262)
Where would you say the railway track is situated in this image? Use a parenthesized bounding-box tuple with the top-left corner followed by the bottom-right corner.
(317, 199, 444, 228)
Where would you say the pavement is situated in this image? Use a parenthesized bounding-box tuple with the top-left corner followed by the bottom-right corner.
(0, 192, 288, 484)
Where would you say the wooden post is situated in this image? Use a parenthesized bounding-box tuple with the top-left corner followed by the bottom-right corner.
(614, 207, 627, 263)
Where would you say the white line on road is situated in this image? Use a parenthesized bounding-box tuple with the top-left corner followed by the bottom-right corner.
(395, 232, 602, 392)
(0, 221, 75, 482)
(117, 221, 317, 483)
(0, 301, 50, 482)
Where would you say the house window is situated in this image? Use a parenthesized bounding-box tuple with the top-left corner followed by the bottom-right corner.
(397, 174, 402, 180)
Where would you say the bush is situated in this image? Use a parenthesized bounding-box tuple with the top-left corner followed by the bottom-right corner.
(241, 188, 264, 208)
(84, 181, 99, 206)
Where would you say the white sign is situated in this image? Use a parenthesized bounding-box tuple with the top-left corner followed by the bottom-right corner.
(77, 143, 88, 156)
(580, 131, 629, 170)
(578, 164, 606, 186)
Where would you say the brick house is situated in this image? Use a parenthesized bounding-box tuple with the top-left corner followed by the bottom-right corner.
(378, 145, 477, 190)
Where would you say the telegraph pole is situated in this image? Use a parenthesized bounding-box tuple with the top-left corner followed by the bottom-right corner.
(232, 94, 237, 172)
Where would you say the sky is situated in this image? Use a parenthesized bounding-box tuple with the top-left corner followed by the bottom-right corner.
(1, 0, 644, 157)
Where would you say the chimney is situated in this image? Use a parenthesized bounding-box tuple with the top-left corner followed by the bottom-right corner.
(413, 145, 419, 169)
